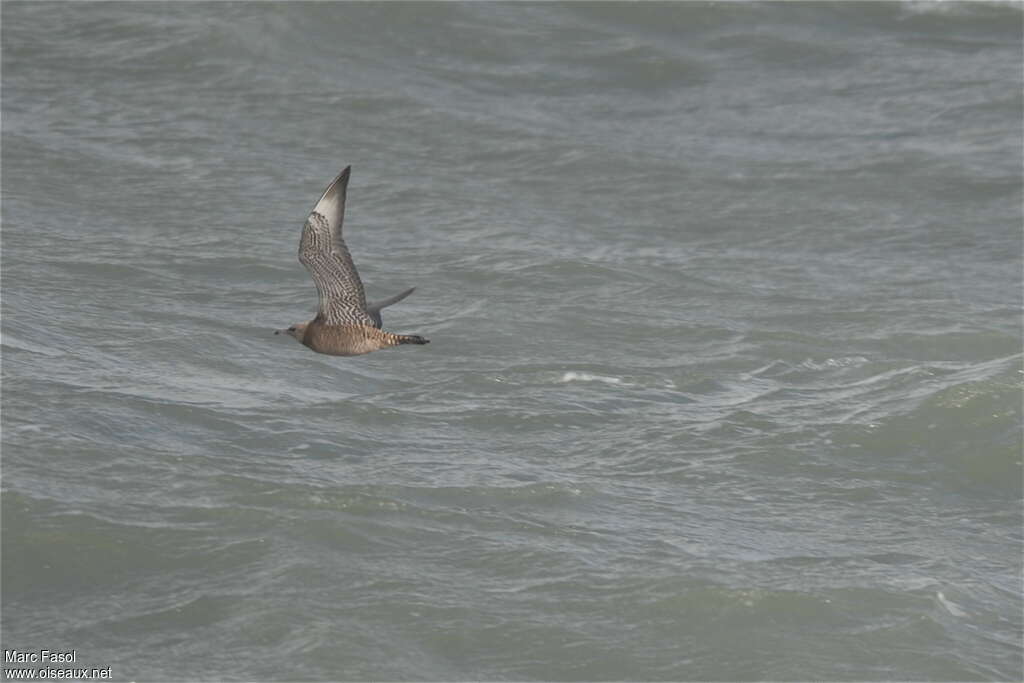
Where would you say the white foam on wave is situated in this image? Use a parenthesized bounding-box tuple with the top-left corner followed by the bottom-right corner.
(560, 371, 624, 385)
(936, 591, 968, 617)
(0, 333, 65, 357)
(800, 356, 870, 370)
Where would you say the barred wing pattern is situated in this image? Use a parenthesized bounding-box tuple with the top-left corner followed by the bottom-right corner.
(298, 166, 375, 327)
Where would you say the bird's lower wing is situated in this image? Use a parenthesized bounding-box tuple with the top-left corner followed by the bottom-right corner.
(366, 287, 416, 329)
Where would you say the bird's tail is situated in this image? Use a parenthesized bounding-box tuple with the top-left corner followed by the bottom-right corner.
(388, 333, 429, 346)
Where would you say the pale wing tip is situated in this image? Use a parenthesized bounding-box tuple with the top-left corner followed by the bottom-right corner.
(311, 165, 352, 225)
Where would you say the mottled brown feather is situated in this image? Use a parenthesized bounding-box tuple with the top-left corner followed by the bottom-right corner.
(282, 166, 429, 356)
(298, 166, 374, 327)
(300, 322, 427, 357)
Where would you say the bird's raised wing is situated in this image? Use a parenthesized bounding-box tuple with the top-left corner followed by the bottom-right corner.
(298, 166, 375, 327)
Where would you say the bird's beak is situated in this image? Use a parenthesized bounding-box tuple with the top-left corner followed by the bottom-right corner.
(274, 329, 283, 335)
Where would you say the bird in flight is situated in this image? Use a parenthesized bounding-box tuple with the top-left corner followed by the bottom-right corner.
(276, 166, 429, 356)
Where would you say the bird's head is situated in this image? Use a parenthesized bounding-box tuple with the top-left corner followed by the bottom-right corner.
(275, 322, 308, 342)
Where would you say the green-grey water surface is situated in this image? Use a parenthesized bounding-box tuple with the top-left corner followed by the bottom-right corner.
(2, 2, 1022, 681)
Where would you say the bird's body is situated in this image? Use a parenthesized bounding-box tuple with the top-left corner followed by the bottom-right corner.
(290, 320, 427, 357)
(276, 166, 429, 356)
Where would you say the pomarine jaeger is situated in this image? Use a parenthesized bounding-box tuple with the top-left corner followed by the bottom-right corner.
(275, 166, 429, 356)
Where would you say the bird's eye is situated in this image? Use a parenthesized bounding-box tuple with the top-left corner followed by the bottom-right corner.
(288, 326, 296, 332)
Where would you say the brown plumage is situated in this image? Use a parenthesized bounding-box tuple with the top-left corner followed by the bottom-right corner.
(275, 166, 429, 356)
